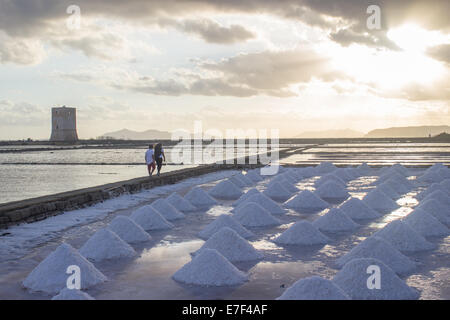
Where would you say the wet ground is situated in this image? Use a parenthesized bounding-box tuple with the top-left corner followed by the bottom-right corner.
(0, 167, 448, 300)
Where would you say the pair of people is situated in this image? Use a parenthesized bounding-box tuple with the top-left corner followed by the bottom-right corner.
(145, 143, 165, 177)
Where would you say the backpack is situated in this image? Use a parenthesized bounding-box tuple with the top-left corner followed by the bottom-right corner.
(154, 143, 162, 159)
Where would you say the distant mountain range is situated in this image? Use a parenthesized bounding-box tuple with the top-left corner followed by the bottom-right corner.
(295, 129, 364, 138)
(364, 125, 450, 138)
(99, 129, 172, 140)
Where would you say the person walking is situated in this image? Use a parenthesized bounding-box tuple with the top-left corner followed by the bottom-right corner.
(154, 143, 166, 176)
(145, 144, 156, 177)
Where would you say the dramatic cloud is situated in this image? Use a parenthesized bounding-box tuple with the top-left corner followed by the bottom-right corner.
(0, 32, 45, 65)
(427, 44, 450, 65)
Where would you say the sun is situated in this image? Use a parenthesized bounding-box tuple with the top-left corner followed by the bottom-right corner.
(387, 24, 449, 52)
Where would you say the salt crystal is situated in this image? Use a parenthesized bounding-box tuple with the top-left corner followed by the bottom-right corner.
(109, 216, 151, 244)
(23, 243, 107, 294)
(131, 205, 174, 231)
(277, 276, 349, 300)
(274, 220, 329, 245)
(80, 228, 136, 262)
(172, 249, 248, 286)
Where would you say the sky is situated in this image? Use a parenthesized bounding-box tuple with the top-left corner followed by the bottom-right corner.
(0, 0, 449, 140)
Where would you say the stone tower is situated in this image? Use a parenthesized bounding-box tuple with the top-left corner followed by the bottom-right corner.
(50, 106, 78, 142)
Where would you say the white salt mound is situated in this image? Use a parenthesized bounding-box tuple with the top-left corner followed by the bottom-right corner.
(80, 228, 136, 262)
(315, 162, 338, 174)
(184, 186, 218, 208)
(315, 181, 350, 201)
(198, 215, 254, 240)
(235, 193, 286, 215)
(195, 227, 263, 262)
(232, 188, 260, 207)
(333, 258, 419, 300)
(416, 183, 447, 200)
(315, 174, 346, 188)
(339, 198, 381, 220)
(236, 173, 254, 186)
(416, 199, 450, 226)
(363, 189, 399, 212)
(377, 182, 401, 199)
(23, 243, 107, 294)
(418, 168, 450, 183)
(423, 190, 450, 206)
(131, 205, 174, 230)
(109, 216, 151, 244)
(234, 202, 281, 227)
(274, 220, 329, 245)
(152, 199, 185, 221)
(263, 181, 292, 202)
(403, 208, 449, 237)
(245, 170, 263, 182)
(332, 169, 354, 182)
(440, 179, 450, 192)
(284, 190, 328, 213)
(373, 220, 435, 253)
(277, 276, 349, 300)
(166, 193, 198, 212)
(313, 208, 359, 232)
(336, 236, 416, 275)
(268, 178, 298, 194)
(384, 178, 410, 195)
(297, 167, 317, 178)
(376, 171, 413, 189)
(172, 249, 248, 286)
(392, 163, 410, 176)
(52, 288, 95, 300)
(229, 175, 248, 188)
(357, 162, 372, 175)
(209, 179, 243, 200)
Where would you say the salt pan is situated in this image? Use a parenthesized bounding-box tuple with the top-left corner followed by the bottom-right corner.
(362, 189, 399, 212)
(372, 220, 435, 253)
(80, 228, 136, 262)
(313, 208, 359, 232)
(277, 276, 349, 300)
(403, 208, 449, 237)
(209, 179, 243, 200)
(109, 216, 151, 244)
(315, 181, 350, 202)
(166, 193, 198, 212)
(195, 227, 263, 262)
(23, 243, 107, 294)
(274, 220, 329, 245)
(234, 202, 281, 227)
(131, 205, 174, 230)
(198, 215, 254, 240)
(52, 288, 95, 300)
(339, 198, 381, 220)
(263, 181, 292, 202)
(184, 186, 218, 208)
(336, 236, 416, 275)
(151, 199, 185, 221)
(235, 193, 287, 215)
(333, 258, 419, 300)
(172, 249, 248, 286)
(284, 190, 328, 213)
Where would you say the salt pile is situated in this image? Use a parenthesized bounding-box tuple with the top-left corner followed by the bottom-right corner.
(357, 162, 372, 175)
(377, 182, 401, 199)
(315, 161, 338, 174)
(362, 189, 399, 212)
(339, 198, 381, 220)
(418, 168, 450, 183)
(184, 186, 218, 208)
(332, 169, 354, 182)
(425, 162, 446, 174)
(236, 173, 254, 186)
(344, 167, 360, 179)
(375, 171, 413, 189)
(235, 193, 286, 215)
(245, 170, 263, 182)
(416, 199, 450, 226)
(297, 167, 317, 178)
(372, 220, 435, 253)
(109, 216, 151, 244)
(195, 227, 263, 262)
(166, 192, 198, 212)
(423, 190, 450, 206)
(417, 183, 448, 200)
(198, 215, 254, 240)
(277, 276, 349, 300)
(403, 208, 449, 237)
(151, 199, 185, 221)
(313, 208, 359, 232)
(315, 174, 346, 188)
(267, 178, 298, 194)
(172, 249, 248, 286)
(333, 258, 419, 300)
(208, 179, 243, 200)
(284, 190, 328, 213)
(315, 180, 350, 202)
(263, 181, 292, 202)
(80, 228, 136, 262)
(384, 178, 410, 195)
(440, 179, 450, 192)
(281, 172, 299, 184)
(336, 237, 416, 275)
(52, 288, 95, 300)
(131, 205, 174, 230)
(232, 188, 260, 207)
(274, 221, 329, 245)
(392, 163, 410, 176)
(234, 202, 281, 227)
(23, 243, 107, 294)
